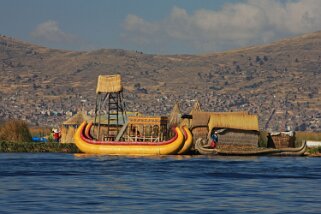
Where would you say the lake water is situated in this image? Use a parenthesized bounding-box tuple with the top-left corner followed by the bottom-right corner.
(0, 153, 320, 213)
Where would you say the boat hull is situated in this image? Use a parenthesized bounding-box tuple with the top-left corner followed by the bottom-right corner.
(74, 122, 185, 155)
(195, 137, 307, 156)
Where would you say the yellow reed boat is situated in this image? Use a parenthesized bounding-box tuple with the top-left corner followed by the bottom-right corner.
(74, 121, 188, 155)
(178, 126, 193, 155)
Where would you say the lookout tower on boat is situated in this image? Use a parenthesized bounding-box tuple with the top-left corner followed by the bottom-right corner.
(94, 74, 126, 140)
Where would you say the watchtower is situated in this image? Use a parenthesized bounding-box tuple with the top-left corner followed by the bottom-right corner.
(94, 75, 126, 140)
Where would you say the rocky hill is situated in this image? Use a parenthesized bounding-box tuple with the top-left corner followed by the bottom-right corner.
(0, 32, 320, 131)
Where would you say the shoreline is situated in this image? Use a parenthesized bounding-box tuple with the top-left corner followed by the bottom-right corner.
(0, 141, 80, 153)
(1, 141, 321, 157)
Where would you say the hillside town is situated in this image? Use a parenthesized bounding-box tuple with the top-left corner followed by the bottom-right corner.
(0, 78, 320, 132)
(0, 34, 321, 132)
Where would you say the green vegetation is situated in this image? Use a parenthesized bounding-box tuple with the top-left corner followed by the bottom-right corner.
(0, 141, 80, 153)
(0, 120, 80, 153)
(306, 146, 321, 155)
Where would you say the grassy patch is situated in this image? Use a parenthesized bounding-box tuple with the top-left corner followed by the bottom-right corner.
(307, 146, 321, 154)
(0, 141, 80, 153)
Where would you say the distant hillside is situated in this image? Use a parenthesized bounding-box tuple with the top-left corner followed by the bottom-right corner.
(0, 32, 320, 131)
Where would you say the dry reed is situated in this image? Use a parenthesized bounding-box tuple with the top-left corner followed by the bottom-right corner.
(0, 120, 32, 142)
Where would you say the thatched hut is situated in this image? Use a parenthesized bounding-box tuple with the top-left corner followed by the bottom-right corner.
(189, 111, 250, 147)
(60, 112, 91, 144)
(208, 113, 259, 147)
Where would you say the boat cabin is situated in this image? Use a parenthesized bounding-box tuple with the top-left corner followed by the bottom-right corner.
(124, 116, 168, 142)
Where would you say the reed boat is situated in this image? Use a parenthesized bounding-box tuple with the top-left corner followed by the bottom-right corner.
(74, 121, 188, 155)
(195, 138, 307, 156)
(177, 126, 193, 155)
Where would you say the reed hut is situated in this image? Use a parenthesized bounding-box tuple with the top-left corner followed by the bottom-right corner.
(189, 111, 249, 146)
(61, 112, 91, 144)
(208, 113, 259, 147)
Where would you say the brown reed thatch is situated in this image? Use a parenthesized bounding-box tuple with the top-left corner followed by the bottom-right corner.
(61, 126, 77, 144)
(96, 75, 122, 94)
(63, 112, 92, 125)
(0, 120, 32, 142)
(216, 129, 259, 147)
(169, 102, 181, 128)
(180, 100, 202, 128)
(268, 132, 295, 148)
(208, 114, 259, 131)
(61, 112, 91, 144)
(190, 111, 249, 128)
(190, 126, 209, 150)
(190, 100, 202, 114)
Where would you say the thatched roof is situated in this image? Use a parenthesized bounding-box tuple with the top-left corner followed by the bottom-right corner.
(191, 111, 249, 128)
(169, 102, 181, 127)
(96, 75, 122, 94)
(180, 101, 202, 127)
(63, 112, 92, 125)
(190, 100, 202, 114)
(208, 114, 259, 131)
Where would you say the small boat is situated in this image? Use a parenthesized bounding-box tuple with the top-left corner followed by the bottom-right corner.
(195, 138, 307, 156)
(74, 121, 188, 155)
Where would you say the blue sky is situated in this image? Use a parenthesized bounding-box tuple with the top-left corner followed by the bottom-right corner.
(1, 0, 321, 54)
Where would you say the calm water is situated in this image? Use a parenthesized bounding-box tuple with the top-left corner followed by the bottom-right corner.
(0, 153, 320, 213)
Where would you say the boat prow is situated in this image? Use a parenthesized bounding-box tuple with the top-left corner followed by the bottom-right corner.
(177, 126, 193, 155)
(84, 121, 94, 140)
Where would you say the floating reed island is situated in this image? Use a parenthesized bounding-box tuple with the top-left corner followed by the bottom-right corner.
(70, 74, 321, 156)
(1, 74, 321, 156)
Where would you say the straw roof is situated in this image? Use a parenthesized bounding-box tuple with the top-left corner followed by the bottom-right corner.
(96, 75, 122, 94)
(190, 100, 202, 114)
(208, 114, 259, 131)
(191, 111, 249, 128)
(63, 112, 92, 125)
(179, 101, 202, 127)
(169, 102, 182, 127)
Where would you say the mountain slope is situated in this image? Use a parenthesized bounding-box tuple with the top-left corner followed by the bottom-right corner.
(0, 32, 320, 131)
